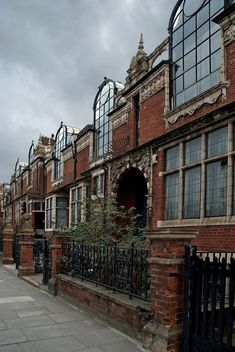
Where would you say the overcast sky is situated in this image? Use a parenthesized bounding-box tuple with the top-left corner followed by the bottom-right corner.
(0, 0, 173, 182)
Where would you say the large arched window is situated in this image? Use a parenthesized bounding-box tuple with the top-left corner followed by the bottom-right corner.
(28, 141, 34, 185)
(93, 78, 123, 157)
(169, 0, 234, 108)
(54, 122, 79, 180)
(54, 123, 67, 180)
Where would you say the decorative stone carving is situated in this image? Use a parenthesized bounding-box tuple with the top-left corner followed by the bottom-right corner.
(112, 110, 128, 130)
(110, 147, 151, 193)
(221, 12, 235, 46)
(125, 34, 149, 90)
(164, 85, 227, 127)
(140, 70, 165, 103)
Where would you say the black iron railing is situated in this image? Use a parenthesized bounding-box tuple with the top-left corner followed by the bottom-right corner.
(61, 242, 150, 301)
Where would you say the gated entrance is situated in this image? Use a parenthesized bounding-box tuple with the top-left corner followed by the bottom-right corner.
(183, 245, 235, 352)
(33, 238, 51, 284)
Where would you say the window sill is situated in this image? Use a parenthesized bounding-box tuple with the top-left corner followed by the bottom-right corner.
(164, 82, 229, 127)
(158, 216, 235, 227)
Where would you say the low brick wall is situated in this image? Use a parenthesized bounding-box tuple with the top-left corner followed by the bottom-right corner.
(56, 274, 152, 340)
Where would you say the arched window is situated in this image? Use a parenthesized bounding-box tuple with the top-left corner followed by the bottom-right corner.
(54, 123, 67, 180)
(169, 0, 233, 108)
(93, 78, 123, 157)
(28, 141, 34, 185)
(54, 122, 79, 180)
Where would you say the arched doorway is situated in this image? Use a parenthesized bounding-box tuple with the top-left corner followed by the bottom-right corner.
(116, 168, 148, 227)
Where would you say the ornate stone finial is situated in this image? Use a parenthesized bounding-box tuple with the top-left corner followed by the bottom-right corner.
(138, 33, 144, 52)
(60, 121, 63, 127)
(19, 214, 34, 234)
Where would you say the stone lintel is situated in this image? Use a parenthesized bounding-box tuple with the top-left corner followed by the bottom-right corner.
(147, 257, 184, 265)
(3, 238, 14, 242)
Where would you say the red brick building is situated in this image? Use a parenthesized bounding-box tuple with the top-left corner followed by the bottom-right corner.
(2, 2, 235, 351)
(4, 0, 235, 252)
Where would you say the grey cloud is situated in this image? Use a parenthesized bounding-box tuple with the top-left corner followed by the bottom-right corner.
(0, 0, 173, 181)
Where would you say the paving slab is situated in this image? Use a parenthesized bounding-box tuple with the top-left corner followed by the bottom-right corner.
(0, 264, 148, 352)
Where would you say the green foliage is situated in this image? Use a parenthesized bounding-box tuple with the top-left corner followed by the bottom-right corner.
(63, 196, 148, 248)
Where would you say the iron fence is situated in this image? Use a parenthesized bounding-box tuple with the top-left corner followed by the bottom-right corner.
(61, 242, 150, 301)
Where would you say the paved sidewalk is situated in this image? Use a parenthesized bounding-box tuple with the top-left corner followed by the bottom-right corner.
(0, 264, 148, 352)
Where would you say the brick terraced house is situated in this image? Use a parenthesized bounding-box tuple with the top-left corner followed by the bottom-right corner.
(2, 1, 235, 351)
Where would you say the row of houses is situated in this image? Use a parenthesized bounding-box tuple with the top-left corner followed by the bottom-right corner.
(1, 1, 235, 350)
(1, 0, 235, 251)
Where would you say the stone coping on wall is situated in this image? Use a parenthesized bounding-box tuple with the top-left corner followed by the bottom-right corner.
(56, 274, 151, 341)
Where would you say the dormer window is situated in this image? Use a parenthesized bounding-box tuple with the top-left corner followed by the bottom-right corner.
(169, 0, 232, 109)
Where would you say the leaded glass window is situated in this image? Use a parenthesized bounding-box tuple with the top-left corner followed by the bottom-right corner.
(165, 173, 179, 220)
(206, 160, 227, 216)
(184, 167, 201, 218)
(169, 0, 231, 108)
(56, 197, 67, 228)
(70, 188, 82, 225)
(207, 126, 228, 158)
(185, 137, 201, 165)
(166, 145, 179, 171)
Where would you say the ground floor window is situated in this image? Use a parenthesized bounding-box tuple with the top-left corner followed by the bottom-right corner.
(70, 187, 82, 226)
(45, 195, 68, 229)
(164, 123, 234, 220)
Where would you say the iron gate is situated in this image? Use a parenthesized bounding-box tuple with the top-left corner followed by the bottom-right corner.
(33, 239, 51, 284)
(183, 245, 235, 352)
(14, 234, 21, 269)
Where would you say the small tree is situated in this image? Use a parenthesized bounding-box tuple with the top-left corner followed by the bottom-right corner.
(64, 195, 148, 247)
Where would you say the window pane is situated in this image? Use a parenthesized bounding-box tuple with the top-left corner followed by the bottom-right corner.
(173, 42, 183, 61)
(184, 167, 201, 218)
(165, 173, 179, 220)
(211, 50, 221, 72)
(197, 39, 209, 62)
(184, 33, 196, 55)
(174, 59, 183, 78)
(197, 4, 209, 27)
(173, 26, 183, 46)
(185, 137, 201, 165)
(184, 67, 196, 88)
(184, 17, 195, 38)
(56, 208, 67, 227)
(211, 31, 221, 53)
(184, 84, 197, 101)
(197, 22, 209, 45)
(166, 146, 179, 171)
(210, 0, 224, 16)
(207, 127, 228, 158)
(206, 160, 227, 216)
(175, 76, 183, 94)
(184, 50, 196, 71)
(197, 58, 210, 80)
